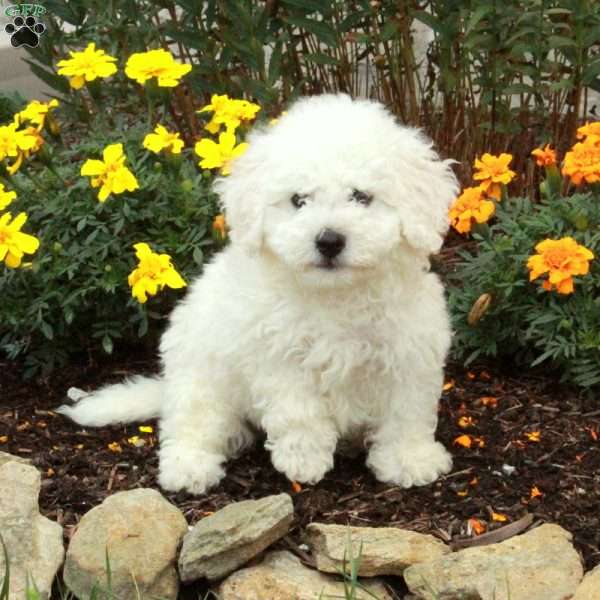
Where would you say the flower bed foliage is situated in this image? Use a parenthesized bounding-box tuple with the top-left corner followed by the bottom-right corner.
(0, 61, 253, 375)
(448, 131, 600, 389)
(1, 0, 600, 384)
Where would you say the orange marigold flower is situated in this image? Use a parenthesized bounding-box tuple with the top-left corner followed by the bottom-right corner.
(473, 152, 516, 198)
(562, 137, 600, 185)
(448, 185, 495, 234)
(213, 214, 226, 239)
(527, 237, 594, 295)
(576, 121, 600, 145)
(531, 144, 557, 167)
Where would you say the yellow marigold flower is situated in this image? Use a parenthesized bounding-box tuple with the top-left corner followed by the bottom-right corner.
(15, 126, 44, 153)
(562, 137, 600, 185)
(194, 131, 248, 175)
(81, 143, 139, 202)
(198, 94, 260, 133)
(0, 184, 17, 210)
(213, 214, 226, 238)
(143, 124, 184, 154)
(56, 43, 117, 89)
(125, 49, 191, 87)
(15, 99, 59, 131)
(0, 212, 40, 268)
(0, 122, 21, 161)
(527, 237, 594, 295)
(473, 153, 516, 199)
(448, 185, 495, 234)
(576, 121, 600, 145)
(127, 242, 186, 304)
(531, 144, 557, 168)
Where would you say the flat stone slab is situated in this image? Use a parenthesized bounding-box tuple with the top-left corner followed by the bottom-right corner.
(179, 493, 294, 582)
(63, 488, 187, 600)
(306, 522, 449, 576)
(218, 550, 394, 600)
(404, 523, 583, 600)
(0, 459, 64, 600)
(573, 564, 600, 600)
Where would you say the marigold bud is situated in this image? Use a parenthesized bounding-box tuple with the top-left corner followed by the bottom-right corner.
(468, 293, 492, 326)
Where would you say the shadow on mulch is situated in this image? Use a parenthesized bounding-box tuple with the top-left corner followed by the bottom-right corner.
(1, 351, 599, 598)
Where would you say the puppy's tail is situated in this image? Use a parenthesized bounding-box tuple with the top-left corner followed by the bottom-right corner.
(57, 375, 163, 426)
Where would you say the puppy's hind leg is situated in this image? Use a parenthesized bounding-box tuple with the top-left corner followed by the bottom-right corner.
(157, 373, 253, 495)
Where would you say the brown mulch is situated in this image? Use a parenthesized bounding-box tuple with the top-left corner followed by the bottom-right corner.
(1, 352, 600, 597)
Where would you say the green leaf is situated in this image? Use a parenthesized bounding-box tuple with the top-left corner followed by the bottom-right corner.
(547, 35, 577, 48)
(23, 60, 70, 95)
(283, 15, 338, 46)
(411, 10, 452, 40)
(304, 52, 340, 66)
(464, 5, 492, 36)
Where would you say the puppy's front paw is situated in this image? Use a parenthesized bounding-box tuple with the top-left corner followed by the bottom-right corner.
(367, 440, 452, 488)
(158, 445, 225, 495)
(268, 432, 334, 484)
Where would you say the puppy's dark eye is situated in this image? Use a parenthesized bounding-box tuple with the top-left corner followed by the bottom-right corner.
(291, 193, 308, 209)
(350, 189, 373, 206)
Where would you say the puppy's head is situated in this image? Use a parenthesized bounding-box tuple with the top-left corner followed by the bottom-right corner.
(215, 94, 458, 287)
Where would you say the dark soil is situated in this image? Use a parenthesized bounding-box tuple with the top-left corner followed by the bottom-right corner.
(1, 352, 599, 598)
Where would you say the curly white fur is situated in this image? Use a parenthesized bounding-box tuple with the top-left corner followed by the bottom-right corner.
(58, 94, 459, 495)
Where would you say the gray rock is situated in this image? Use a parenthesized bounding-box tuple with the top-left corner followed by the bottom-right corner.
(404, 523, 583, 600)
(572, 564, 600, 600)
(218, 550, 394, 600)
(63, 488, 187, 600)
(0, 460, 64, 600)
(179, 493, 294, 582)
(306, 522, 449, 576)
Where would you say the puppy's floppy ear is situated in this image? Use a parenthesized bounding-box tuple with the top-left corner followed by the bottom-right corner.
(390, 128, 459, 255)
(213, 128, 269, 252)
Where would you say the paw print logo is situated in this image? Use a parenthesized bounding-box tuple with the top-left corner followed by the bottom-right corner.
(4, 15, 46, 48)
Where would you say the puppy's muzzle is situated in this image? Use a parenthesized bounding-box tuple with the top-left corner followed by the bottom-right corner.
(316, 229, 346, 259)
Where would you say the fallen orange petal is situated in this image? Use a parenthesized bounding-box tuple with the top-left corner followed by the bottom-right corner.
(467, 372, 476, 380)
(530, 485, 543, 499)
(469, 518, 486, 535)
(473, 436, 486, 448)
(454, 434, 472, 448)
(443, 380, 455, 392)
(108, 441, 122, 453)
(291, 481, 302, 493)
(458, 416, 476, 429)
(479, 396, 498, 408)
(525, 431, 541, 443)
(491, 511, 508, 522)
(469, 476, 478, 486)
(456, 489, 469, 497)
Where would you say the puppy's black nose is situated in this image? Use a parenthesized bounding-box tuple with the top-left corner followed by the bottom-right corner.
(316, 229, 346, 259)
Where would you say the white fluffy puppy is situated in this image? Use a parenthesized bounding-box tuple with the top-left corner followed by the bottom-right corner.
(59, 94, 459, 495)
